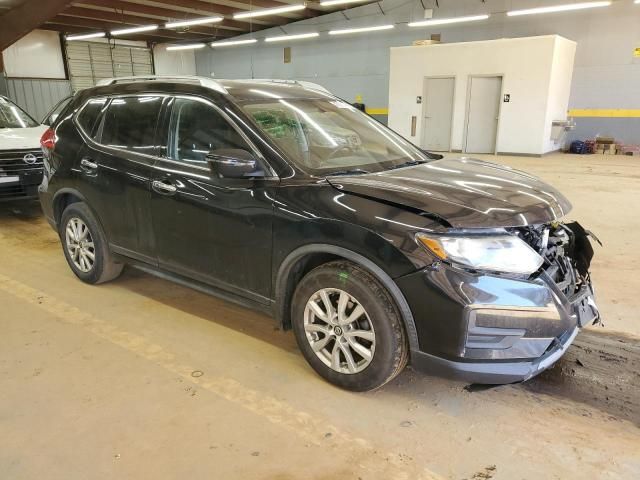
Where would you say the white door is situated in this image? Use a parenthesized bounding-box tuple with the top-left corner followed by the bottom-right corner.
(421, 77, 455, 151)
(465, 76, 502, 154)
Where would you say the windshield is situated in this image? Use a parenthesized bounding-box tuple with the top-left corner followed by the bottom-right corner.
(0, 97, 39, 129)
(241, 98, 428, 174)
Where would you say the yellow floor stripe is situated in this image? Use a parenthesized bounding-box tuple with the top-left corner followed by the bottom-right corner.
(568, 109, 640, 118)
(0, 272, 444, 480)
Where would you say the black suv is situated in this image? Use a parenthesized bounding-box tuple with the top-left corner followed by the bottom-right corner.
(39, 76, 599, 391)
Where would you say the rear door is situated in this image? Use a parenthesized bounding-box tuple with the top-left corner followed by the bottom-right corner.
(77, 95, 163, 263)
(150, 95, 277, 302)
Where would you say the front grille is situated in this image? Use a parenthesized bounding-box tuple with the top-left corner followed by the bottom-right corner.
(0, 149, 44, 175)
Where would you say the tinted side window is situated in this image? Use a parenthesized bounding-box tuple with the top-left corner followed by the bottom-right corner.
(101, 96, 162, 154)
(76, 98, 107, 138)
(168, 97, 250, 164)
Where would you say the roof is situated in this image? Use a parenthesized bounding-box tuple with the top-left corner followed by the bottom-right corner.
(94, 76, 334, 101)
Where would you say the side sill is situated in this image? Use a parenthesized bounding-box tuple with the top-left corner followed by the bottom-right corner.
(125, 260, 275, 318)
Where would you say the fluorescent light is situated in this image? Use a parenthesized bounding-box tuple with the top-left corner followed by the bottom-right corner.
(166, 43, 206, 51)
(233, 5, 305, 19)
(210, 38, 258, 47)
(165, 16, 223, 29)
(408, 14, 489, 27)
(110, 25, 158, 36)
(320, 0, 368, 6)
(329, 24, 394, 35)
(264, 32, 319, 43)
(65, 32, 105, 41)
(507, 2, 611, 16)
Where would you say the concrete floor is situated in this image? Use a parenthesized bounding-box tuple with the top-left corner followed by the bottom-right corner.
(1, 153, 639, 479)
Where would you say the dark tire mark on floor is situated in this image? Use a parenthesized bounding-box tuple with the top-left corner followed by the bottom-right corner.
(524, 329, 640, 425)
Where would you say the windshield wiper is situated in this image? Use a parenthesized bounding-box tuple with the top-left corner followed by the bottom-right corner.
(387, 160, 427, 170)
(325, 168, 370, 177)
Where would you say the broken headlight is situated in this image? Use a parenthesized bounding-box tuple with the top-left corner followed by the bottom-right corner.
(415, 232, 544, 275)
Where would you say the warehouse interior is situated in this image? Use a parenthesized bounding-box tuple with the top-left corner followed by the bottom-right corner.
(1, 0, 639, 479)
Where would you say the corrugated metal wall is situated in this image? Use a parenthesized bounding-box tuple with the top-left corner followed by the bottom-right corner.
(66, 41, 153, 92)
(4, 77, 71, 122)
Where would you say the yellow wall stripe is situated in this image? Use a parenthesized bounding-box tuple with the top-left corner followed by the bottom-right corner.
(568, 109, 640, 118)
(364, 108, 639, 118)
(365, 107, 389, 115)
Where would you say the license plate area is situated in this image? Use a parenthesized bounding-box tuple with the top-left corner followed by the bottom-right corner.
(0, 176, 20, 185)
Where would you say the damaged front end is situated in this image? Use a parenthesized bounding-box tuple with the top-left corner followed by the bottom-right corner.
(512, 221, 601, 329)
(402, 221, 601, 384)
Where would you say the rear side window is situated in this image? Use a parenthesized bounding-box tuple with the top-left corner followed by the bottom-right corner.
(76, 98, 107, 138)
(100, 96, 162, 154)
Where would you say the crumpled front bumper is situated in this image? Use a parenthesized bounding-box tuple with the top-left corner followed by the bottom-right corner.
(397, 264, 600, 384)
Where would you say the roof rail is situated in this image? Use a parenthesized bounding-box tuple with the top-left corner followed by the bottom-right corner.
(95, 75, 227, 94)
(242, 79, 332, 95)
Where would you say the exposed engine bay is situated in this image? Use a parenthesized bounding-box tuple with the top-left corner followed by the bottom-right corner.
(510, 222, 598, 297)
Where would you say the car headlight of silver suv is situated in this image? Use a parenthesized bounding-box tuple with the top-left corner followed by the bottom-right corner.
(415, 232, 544, 275)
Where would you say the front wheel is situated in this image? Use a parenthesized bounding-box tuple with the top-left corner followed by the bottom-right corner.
(291, 261, 408, 391)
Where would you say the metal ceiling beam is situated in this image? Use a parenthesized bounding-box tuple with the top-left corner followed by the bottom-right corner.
(43, 22, 217, 43)
(50, 15, 226, 41)
(64, 5, 246, 33)
(76, 1, 250, 31)
(59, 6, 244, 36)
(0, 0, 74, 50)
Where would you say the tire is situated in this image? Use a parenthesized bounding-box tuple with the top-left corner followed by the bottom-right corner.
(59, 202, 123, 284)
(291, 260, 408, 391)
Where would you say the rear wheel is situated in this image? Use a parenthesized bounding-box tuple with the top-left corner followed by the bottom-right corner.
(59, 202, 123, 284)
(292, 260, 408, 391)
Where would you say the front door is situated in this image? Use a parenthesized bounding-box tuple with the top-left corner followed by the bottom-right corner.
(150, 96, 277, 302)
(421, 77, 454, 151)
(464, 76, 502, 154)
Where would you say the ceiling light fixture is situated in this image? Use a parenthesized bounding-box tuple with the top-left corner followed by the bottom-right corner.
(507, 1, 611, 16)
(233, 4, 305, 19)
(166, 43, 206, 51)
(165, 16, 224, 28)
(320, 0, 369, 6)
(65, 32, 105, 41)
(110, 25, 158, 36)
(264, 32, 319, 43)
(329, 24, 394, 35)
(408, 14, 489, 27)
(210, 38, 258, 47)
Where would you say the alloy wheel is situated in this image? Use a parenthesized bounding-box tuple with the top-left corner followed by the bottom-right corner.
(303, 288, 375, 374)
(65, 217, 95, 273)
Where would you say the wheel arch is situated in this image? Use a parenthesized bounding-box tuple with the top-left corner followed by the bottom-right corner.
(274, 244, 420, 352)
(52, 188, 89, 227)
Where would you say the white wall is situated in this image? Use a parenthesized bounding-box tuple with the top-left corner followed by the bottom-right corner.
(153, 44, 197, 76)
(544, 37, 577, 152)
(2, 29, 65, 79)
(388, 35, 575, 155)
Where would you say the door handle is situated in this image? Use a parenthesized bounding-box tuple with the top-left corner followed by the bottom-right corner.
(80, 157, 98, 171)
(152, 179, 177, 195)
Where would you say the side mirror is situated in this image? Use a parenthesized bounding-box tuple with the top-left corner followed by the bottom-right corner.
(206, 149, 257, 178)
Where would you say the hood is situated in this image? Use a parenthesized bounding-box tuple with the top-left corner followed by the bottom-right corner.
(0, 125, 47, 150)
(327, 157, 572, 229)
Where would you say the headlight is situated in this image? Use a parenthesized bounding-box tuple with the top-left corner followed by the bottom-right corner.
(416, 232, 544, 275)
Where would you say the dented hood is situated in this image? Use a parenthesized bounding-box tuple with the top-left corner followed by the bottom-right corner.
(327, 157, 572, 228)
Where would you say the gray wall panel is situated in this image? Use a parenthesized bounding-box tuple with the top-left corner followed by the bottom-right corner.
(196, 0, 640, 145)
(4, 78, 72, 122)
